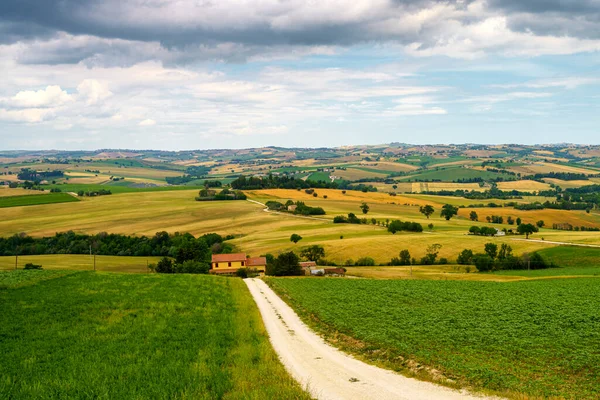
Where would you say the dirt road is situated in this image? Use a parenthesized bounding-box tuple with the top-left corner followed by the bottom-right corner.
(245, 278, 496, 400)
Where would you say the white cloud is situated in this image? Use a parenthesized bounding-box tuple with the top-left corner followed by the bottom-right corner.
(9, 85, 72, 108)
(138, 119, 156, 126)
(77, 79, 112, 105)
(490, 77, 600, 90)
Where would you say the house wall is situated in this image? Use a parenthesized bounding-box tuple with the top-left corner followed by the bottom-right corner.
(213, 261, 245, 270)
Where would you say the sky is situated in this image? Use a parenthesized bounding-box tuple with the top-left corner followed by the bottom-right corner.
(1, 0, 599, 150)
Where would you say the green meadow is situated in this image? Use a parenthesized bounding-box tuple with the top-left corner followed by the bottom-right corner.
(0, 193, 79, 208)
(0, 271, 310, 399)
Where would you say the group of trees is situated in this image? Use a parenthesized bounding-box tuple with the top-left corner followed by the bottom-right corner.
(17, 168, 64, 181)
(333, 213, 367, 224)
(0, 231, 228, 259)
(77, 189, 112, 197)
(468, 223, 539, 238)
(457, 243, 554, 271)
(195, 188, 247, 201)
(387, 220, 423, 233)
(388, 244, 444, 265)
(165, 166, 211, 185)
(267, 200, 325, 215)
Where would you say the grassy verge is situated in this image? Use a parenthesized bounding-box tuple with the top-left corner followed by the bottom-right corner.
(0, 193, 79, 208)
(0, 271, 310, 399)
(266, 277, 600, 399)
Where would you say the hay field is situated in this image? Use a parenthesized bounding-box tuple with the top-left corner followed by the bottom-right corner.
(333, 167, 388, 180)
(410, 182, 484, 193)
(509, 162, 599, 176)
(496, 180, 552, 191)
(542, 178, 597, 189)
(0, 187, 46, 197)
(0, 254, 162, 273)
(357, 161, 417, 172)
(457, 207, 600, 229)
(1, 188, 598, 266)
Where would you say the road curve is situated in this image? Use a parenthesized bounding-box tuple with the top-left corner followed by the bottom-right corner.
(245, 278, 497, 400)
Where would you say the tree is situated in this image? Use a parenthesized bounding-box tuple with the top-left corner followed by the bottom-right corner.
(300, 245, 325, 263)
(507, 216, 515, 225)
(421, 243, 441, 265)
(419, 205, 435, 219)
(469, 211, 478, 221)
(440, 204, 459, 221)
(155, 257, 174, 274)
(516, 217, 522, 225)
(399, 249, 411, 265)
(290, 233, 303, 244)
(517, 223, 539, 239)
(473, 253, 494, 272)
(428, 223, 434, 231)
(269, 252, 303, 276)
(536, 220, 545, 228)
(360, 202, 370, 214)
(484, 243, 498, 260)
(497, 244, 512, 260)
(457, 249, 474, 265)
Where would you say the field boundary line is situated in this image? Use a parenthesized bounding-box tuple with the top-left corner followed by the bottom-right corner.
(245, 278, 500, 400)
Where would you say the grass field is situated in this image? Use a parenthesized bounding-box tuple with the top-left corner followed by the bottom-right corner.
(266, 278, 600, 399)
(0, 187, 45, 197)
(0, 193, 79, 208)
(0, 254, 163, 273)
(493, 246, 600, 277)
(0, 271, 310, 399)
(495, 180, 551, 191)
(1, 188, 599, 267)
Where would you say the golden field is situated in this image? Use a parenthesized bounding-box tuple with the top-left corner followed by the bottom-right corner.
(0, 188, 599, 266)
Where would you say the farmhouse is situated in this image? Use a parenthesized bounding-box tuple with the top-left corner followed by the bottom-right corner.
(210, 253, 267, 275)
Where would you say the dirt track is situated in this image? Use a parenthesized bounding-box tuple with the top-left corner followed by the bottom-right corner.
(245, 278, 498, 400)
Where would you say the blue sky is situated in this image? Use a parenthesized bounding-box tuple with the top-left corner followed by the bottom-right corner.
(1, 0, 599, 150)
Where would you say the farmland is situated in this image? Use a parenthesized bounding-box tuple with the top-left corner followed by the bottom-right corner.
(266, 277, 600, 399)
(0, 192, 79, 208)
(0, 270, 310, 399)
(0, 254, 163, 273)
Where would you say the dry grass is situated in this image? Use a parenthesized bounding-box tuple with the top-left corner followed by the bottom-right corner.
(357, 161, 418, 172)
(509, 162, 598, 176)
(0, 187, 46, 197)
(411, 182, 484, 193)
(542, 178, 597, 189)
(458, 207, 600, 228)
(496, 180, 552, 191)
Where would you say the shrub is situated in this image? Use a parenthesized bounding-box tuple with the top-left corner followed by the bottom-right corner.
(23, 263, 42, 270)
(176, 260, 210, 274)
(457, 249, 474, 265)
(354, 257, 376, 266)
(155, 257, 174, 274)
(473, 253, 494, 272)
(438, 258, 448, 265)
(235, 268, 248, 278)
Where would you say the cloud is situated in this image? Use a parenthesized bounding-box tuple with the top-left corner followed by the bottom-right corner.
(1, 0, 600, 65)
(77, 79, 112, 105)
(490, 77, 600, 90)
(8, 85, 72, 108)
(138, 119, 156, 126)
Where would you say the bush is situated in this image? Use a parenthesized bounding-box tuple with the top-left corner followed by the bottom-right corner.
(354, 257, 375, 266)
(267, 251, 303, 276)
(23, 263, 42, 270)
(473, 253, 494, 272)
(388, 220, 423, 234)
(176, 260, 210, 274)
(155, 257, 174, 274)
(457, 249, 474, 265)
(438, 258, 448, 265)
(235, 268, 248, 278)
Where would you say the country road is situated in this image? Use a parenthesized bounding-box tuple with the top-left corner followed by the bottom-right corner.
(245, 278, 498, 400)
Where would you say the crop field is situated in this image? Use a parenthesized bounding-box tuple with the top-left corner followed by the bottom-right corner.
(356, 161, 417, 172)
(541, 178, 598, 189)
(333, 167, 388, 180)
(0, 193, 79, 208)
(1, 188, 599, 265)
(409, 182, 484, 193)
(0, 271, 309, 399)
(494, 246, 600, 277)
(495, 180, 551, 191)
(0, 254, 163, 273)
(266, 278, 600, 399)
(509, 162, 599, 176)
(0, 187, 45, 197)
(398, 167, 506, 182)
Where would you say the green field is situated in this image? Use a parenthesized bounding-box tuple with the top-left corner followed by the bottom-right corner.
(494, 246, 600, 277)
(0, 254, 164, 273)
(45, 183, 205, 194)
(399, 167, 508, 182)
(0, 193, 79, 208)
(0, 271, 309, 399)
(266, 278, 600, 399)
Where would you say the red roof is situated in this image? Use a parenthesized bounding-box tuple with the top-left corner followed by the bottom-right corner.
(212, 253, 247, 263)
(299, 261, 317, 267)
(247, 257, 267, 267)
